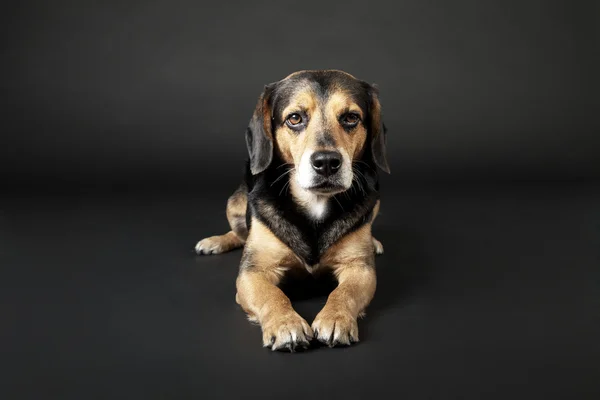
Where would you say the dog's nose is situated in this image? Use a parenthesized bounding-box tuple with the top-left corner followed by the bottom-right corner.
(310, 151, 342, 177)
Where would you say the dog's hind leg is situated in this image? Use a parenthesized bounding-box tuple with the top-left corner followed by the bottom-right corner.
(372, 237, 384, 255)
(195, 184, 248, 255)
(371, 200, 384, 255)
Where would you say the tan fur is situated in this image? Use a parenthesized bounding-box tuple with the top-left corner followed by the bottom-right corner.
(313, 223, 377, 345)
(274, 87, 317, 165)
(325, 91, 368, 158)
(274, 87, 368, 166)
(373, 237, 384, 255)
(195, 187, 247, 254)
(371, 200, 384, 254)
(195, 231, 244, 255)
(225, 187, 248, 240)
(235, 218, 312, 350)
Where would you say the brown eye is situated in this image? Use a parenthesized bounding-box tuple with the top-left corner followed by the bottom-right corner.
(341, 113, 360, 127)
(286, 113, 302, 126)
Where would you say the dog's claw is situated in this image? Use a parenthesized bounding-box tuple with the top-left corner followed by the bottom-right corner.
(262, 313, 313, 352)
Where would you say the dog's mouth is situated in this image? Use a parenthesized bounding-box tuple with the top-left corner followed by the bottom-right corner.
(305, 180, 347, 195)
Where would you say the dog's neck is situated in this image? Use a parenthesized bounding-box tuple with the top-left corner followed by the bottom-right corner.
(289, 179, 330, 221)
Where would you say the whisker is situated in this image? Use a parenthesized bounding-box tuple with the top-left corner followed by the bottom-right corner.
(278, 180, 291, 197)
(355, 167, 368, 183)
(352, 166, 367, 196)
(353, 165, 367, 180)
(353, 160, 375, 172)
(332, 195, 345, 212)
(270, 168, 295, 187)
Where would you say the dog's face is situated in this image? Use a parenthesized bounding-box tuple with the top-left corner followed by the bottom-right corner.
(245, 70, 389, 196)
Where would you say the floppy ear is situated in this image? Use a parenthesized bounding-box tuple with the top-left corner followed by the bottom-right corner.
(368, 85, 391, 174)
(245, 84, 275, 175)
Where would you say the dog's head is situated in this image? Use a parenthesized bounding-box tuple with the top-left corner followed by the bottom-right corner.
(245, 70, 389, 196)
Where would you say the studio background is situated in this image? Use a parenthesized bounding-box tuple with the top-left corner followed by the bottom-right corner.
(2, 0, 599, 189)
(1, 1, 599, 400)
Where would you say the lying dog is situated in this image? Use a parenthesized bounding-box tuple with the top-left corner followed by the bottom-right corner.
(195, 70, 390, 351)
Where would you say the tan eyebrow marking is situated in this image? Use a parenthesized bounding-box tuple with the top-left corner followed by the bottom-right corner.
(281, 90, 318, 119)
(326, 92, 364, 119)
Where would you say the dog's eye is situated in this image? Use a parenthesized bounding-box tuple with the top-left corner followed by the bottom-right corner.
(286, 113, 303, 126)
(340, 113, 360, 127)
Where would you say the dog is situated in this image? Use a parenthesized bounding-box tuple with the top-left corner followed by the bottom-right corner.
(195, 70, 390, 351)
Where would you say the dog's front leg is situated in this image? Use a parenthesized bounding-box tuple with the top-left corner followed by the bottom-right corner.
(235, 219, 312, 351)
(313, 225, 377, 346)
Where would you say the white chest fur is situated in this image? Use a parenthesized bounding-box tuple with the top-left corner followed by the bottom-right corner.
(308, 196, 328, 220)
(290, 174, 330, 220)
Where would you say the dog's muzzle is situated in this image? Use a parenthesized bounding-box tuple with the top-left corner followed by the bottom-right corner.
(296, 149, 352, 194)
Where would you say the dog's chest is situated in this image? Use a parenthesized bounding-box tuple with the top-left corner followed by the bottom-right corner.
(306, 198, 328, 220)
(252, 199, 373, 266)
(303, 262, 320, 274)
(248, 168, 379, 266)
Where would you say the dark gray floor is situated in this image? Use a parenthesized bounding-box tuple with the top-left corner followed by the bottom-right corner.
(1, 181, 599, 399)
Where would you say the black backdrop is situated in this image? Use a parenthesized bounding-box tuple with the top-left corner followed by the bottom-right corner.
(2, 0, 599, 189)
(2, 2, 600, 399)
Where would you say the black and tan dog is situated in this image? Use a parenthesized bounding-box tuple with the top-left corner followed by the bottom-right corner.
(195, 70, 389, 351)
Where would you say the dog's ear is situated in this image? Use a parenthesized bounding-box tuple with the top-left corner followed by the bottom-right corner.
(368, 84, 391, 174)
(245, 84, 276, 175)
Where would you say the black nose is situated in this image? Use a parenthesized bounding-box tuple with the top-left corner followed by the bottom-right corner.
(310, 151, 342, 177)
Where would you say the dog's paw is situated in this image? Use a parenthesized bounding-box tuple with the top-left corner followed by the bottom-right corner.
(373, 237, 384, 255)
(195, 236, 226, 255)
(262, 312, 313, 352)
(312, 308, 358, 347)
